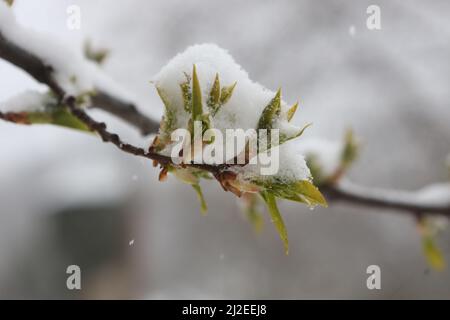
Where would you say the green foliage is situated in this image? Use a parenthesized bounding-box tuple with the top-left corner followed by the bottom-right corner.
(192, 184, 208, 215)
(219, 82, 237, 105)
(29, 108, 90, 131)
(206, 73, 236, 116)
(152, 67, 327, 253)
(260, 191, 289, 254)
(191, 65, 204, 121)
(279, 123, 312, 145)
(4, 0, 14, 6)
(257, 89, 281, 130)
(422, 236, 445, 271)
(153, 87, 177, 151)
(84, 40, 109, 65)
(287, 101, 299, 122)
(170, 167, 211, 215)
(183, 65, 213, 142)
(242, 194, 264, 233)
(256, 179, 327, 208)
(3, 108, 90, 132)
(419, 218, 446, 271)
(207, 73, 221, 113)
(1, 92, 91, 132)
(252, 179, 326, 254)
(179, 73, 192, 112)
(341, 128, 359, 169)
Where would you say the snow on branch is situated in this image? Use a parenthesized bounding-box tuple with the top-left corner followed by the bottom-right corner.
(0, 0, 449, 258)
(0, 1, 158, 134)
(325, 179, 450, 216)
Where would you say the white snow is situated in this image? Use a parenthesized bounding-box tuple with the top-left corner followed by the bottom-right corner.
(416, 183, 450, 206)
(154, 44, 278, 133)
(0, 2, 137, 103)
(0, 90, 53, 112)
(154, 45, 307, 136)
(154, 44, 312, 182)
(295, 138, 344, 178)
(233, 139, 312, 184)
(338, 178, 450, 208)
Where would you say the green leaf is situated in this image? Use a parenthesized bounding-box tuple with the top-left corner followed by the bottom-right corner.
(279, 122, 312, 145)
(260, 191, 289, 254)
(170, 168, 209, 215)
(179, 73, 192, 112)
(287, 101, 299, 122)
(293, 180, 328, 207)
(208, 73, 221, 114)
(422, 236, 445, 271)
(84, 40, 109, 65)
(6, 108, 90, 132)
(50, 109, 90, 131)
(4, 0, 14, 6)
(156, 86, 171, 111)
(192, 184, 208, 215)
(172, 167, 199, 185)
(257, 89, 282, 130)
(219, 81, 237, 105)
(341, 128, 359, 168)
(242, 194, 264, 233)
(256, 179, 327, 208)
(156, 86, 177, 139)
(191, 64, 203, 121)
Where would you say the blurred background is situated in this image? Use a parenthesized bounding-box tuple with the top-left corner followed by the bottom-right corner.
(0, 0, 449, 299)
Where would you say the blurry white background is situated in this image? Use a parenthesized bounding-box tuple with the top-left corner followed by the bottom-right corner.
(0, 0, 449, 299)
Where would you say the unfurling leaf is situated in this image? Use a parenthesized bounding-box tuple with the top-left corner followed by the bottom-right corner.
(219, 82, 237, 105)
(257, 89, 281, 130)
(191, 64, 203, 120)
(255, 179, 327, 208)
(418, 218, 446, 271)
(341, 128, 359, 168)
(208, 73, 221, 113)
(279, 122, 312, 145)
(170, 168, 210, 214)
(84, 40, 109, 65)
(156, 86, 171, 111)
(2, 108, 90, 132)
(172, 167, 199, 185)
(179, 73, 192, 112)
(154, 86, 177, 151)
(260, 191, 289, 255)
(292, 180, 328, 207)
(242, 193, 264, 233)
(192, 184, 208, 215)
(287, 101, 299, 122)
(422, 236, 445, 271)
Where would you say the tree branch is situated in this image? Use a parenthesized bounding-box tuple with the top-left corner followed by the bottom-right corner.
(1, 21, 449, 217)
(0, 31, 159, 135)
(323, 179, 450, 216)
(63, 95, 225, 175)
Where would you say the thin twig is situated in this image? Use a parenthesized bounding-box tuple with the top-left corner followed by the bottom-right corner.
(62, 96, 227, 176)
(1, 25, 450, 216)
(323, 179, 450, 216)
(0, 31, 159, 135)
